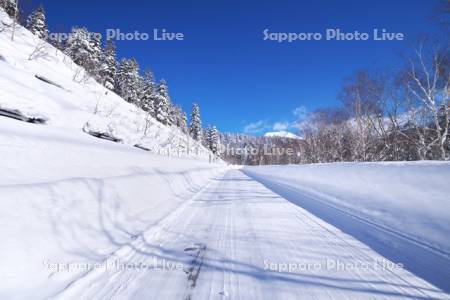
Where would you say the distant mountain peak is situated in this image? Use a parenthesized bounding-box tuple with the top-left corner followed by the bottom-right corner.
(264, 131, 302, 139)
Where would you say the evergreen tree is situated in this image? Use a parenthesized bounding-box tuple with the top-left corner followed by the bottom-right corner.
(140, 69, 155, 114)
(203, 125, 212, 148)
(210, 126, 219, 154)
(26, 5, 48, 39)
(203, 125, 219, 154)
(170, 105, 187, 130)
(115, 58, 140, 104)
(169, 104, 177, 126)
(169, 105, 176, 126)
(154, 80, 171, 125)
(65, 27, 92, 67)
(87, 33, 102, 77)
(180, 110, 188, 134)
(189, 103, 202, 141)
(100, 40, 116, 90)
(136, 74, 146, 108)
(1, 0, 17, 19)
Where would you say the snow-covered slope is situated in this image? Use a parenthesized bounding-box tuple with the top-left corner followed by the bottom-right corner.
(0, 10, 210, 160)
(264, 131, 302, 139)
(244, 162, 450, 254)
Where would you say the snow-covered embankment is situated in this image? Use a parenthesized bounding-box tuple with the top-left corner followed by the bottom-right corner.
(0, 117, 226, 299)
(243, 162, 450, 291)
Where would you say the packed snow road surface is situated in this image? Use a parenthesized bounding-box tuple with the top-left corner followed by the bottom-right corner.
(52, 169, 448, 300)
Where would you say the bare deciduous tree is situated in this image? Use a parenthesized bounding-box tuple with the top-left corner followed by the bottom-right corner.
(403, 40, 449, 160)
(28, 39, 49, 60)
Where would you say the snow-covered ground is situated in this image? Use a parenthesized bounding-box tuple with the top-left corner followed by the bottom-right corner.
(0, 117, 226, 299)
(42, 169, 450, 300)
(3, 155, 449, 299)
(243, 162, 450, 293)
(1, 116, 449, 299)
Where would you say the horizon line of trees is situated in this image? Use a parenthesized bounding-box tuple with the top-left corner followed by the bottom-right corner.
(222, 35, 448, 165)
(218, 36, 449, 165)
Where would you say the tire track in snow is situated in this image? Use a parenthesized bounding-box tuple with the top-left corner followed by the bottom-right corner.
(53, 169, 449, 299)
(49, 171, 226, 300)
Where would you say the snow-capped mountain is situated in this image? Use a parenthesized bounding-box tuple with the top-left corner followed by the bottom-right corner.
(264, 130, 302, 139)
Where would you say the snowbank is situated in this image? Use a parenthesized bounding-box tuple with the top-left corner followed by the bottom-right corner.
(243, 162, 450, 290)
(244, 162, 450, 254)
(0, 117, 226, 300)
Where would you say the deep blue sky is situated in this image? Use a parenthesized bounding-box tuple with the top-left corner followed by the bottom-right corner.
(31, 0, 440, 134)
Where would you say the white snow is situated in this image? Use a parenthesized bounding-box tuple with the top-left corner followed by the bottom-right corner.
(264, 131, 302, 139)
(0, 117, 226, 299)
(243, 162, 450, 254)
(243, 162, 450, 293)
(2, 165, 447, 299)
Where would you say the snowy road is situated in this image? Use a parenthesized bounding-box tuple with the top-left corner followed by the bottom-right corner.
(1, 8, 449, 300)
(52, 169, 448, 300)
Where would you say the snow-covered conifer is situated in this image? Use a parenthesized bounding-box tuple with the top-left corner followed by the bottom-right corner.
(203, 125, 212, 148)
(168, 105, 177, 126)
(65, 27, 92, 67)
(189, 103, 202, 141)
(170, 105, 187, 130)
(1, 0, 17, 19)
(26, 5, 48, 39)
(87, 33, 102, 77)
(154, 80, 171, 125)
(140, 69, 155, 114)
(99, 40, 116, 90)
(180, 110, 188, 134)
(203, 125, 219, 154)
(115, 58, 140, 104)
(210, 125, 219, 154)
